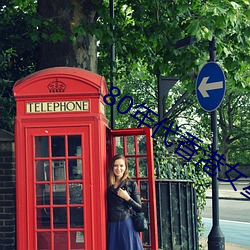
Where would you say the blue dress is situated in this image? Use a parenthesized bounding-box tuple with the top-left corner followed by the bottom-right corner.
(108, 217, 143, 250)
(107, 180, 144, 250)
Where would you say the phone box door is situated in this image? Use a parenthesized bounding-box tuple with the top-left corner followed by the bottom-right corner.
(108, 127, 158, 250)
(25, 126, 92, 250)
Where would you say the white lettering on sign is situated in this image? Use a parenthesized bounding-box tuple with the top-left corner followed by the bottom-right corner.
(26, 100, 89, 113)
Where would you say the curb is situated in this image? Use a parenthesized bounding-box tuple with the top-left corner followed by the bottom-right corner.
(206, 196, 249, 201)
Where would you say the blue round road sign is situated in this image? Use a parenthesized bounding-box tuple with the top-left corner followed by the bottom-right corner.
(196, 62, 226, 112)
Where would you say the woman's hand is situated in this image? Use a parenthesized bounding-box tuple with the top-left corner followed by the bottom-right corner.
(117, 188, 131, 201)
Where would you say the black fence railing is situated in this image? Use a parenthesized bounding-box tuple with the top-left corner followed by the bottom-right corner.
(156, 179, 198, 250)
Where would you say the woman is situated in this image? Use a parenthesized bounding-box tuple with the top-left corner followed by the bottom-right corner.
(107, 154, 144, 250)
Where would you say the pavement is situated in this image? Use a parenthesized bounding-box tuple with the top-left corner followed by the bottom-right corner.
(201, 178, 250, 249)
(206, 178, 250, 201)
(200, 238, 250, 250)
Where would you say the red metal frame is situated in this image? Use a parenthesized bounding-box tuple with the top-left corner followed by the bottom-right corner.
(108, 127, 158, 250)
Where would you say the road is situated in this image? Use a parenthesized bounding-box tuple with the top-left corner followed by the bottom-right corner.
(202, 198, 250, 248)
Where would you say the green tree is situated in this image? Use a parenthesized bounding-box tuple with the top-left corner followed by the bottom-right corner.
(218, 89, 250, 176)
(0, 0, 37, 131)
(36, 0, 101, 71)
(102, 0, 249, 89)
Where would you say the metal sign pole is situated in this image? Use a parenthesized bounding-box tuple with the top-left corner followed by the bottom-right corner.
(110, 0, 115, 129)
(208, 37, 225, 250)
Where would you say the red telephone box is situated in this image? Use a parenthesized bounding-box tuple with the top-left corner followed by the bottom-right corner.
(13, 67, 158, 250)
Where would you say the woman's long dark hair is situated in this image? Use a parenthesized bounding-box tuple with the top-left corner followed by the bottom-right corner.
(107, 154, 130, 187)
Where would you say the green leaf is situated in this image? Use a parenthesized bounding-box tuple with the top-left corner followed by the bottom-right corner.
(187, 19, 201, 37)
(230, 1, 241, 10)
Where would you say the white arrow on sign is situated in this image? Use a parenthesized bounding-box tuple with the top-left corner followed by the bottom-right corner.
(198, 76, 223, 98)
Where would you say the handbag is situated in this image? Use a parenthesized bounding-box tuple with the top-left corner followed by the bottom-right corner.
(131, 210, 148, 232)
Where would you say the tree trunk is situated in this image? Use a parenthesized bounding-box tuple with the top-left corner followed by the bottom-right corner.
(218, 138, 229, 178)
(37, 0, 100, 72)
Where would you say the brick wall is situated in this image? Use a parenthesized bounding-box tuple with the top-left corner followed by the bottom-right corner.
(0, 129, 15, 250)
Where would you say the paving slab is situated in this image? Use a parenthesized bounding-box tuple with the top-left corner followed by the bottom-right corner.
(200, 238, 250, 250)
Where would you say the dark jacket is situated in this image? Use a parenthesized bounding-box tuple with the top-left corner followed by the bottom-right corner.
(107, 179, 142, 222)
